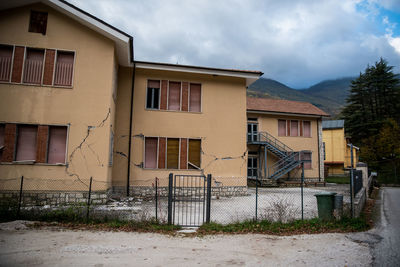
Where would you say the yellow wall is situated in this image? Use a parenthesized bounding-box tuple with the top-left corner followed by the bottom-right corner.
(247, 114, 321, 179)
(113, 68, 248, 188)
(0, 4, 116, 190)
(323, 128, 345, 164)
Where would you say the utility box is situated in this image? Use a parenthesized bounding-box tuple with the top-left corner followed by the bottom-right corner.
(314, 192, 337, 221)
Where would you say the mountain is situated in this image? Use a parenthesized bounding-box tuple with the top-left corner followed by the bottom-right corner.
(247, 77, 355, 117)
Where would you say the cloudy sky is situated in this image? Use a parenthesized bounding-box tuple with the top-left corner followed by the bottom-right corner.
(70, 0, 400, 88)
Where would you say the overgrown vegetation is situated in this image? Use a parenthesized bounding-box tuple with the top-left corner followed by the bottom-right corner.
(198, 217, 369, 235)
(341, 58, 400, 184)
(325, 176, 350, 184)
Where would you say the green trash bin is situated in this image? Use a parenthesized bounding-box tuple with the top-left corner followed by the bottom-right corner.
(314, 192, 337, 220)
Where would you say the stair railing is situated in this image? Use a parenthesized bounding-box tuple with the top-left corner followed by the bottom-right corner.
(257, 132, 293, 154)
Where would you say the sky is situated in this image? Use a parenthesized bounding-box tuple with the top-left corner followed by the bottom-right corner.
(70, 0, 400, 88)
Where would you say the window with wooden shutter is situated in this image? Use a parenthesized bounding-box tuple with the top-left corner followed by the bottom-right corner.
(278, 120, 286, 136)
(168, 82, 181, 111)
(290, 120, 299, 137)
(47, 126, 67, 164)
(54, 51, 74, 86)
(23, 48, 44, 84)
(0, 45, 13, 82)
(303, 121, 311, 137)
(188, 139, 201, 169)
(144, 137, 158, 168)
(302, 152, 312, 169)
(15, 125, 38, 162)
(0, 124, 4, 161)
(29, 10, 48, 35)
(146, 80, 160, 109)
(167, 138, 179, 169)
(189, 83, 201, 112)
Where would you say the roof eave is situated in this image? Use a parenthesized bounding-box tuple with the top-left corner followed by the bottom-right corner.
(135, 61, 263, 86)
(247, 109, 329, 118)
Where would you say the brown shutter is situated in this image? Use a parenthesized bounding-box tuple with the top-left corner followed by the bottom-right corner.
(181, 82, 189, 112)
(43, 49, 55, 85)
(168, 82, 181, 111)
(11, 46, 24, 83)
(3, 124, 16, 162)
(286, 120, 290, 136)
(167, 138, 179, 169)
(188, 139, 201, 169)
(36, 125, 49, 163)
(160, 80, 168, 110)
(158, 137, 166, 169)
(180, 138, 188, 169)
(300, 121, 303, 136)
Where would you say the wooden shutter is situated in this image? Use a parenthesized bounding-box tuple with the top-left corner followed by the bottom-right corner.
(23, 48, 44, 84)
(36, 125, 48, 163)
(300, 121, 303, 136)
(54, 51, 74, 86)
(0, 124, 4, 161)
(189, 83, 201, 112)
(0, 45, 13, 82)
(42, 49, 55, 85)
(15, 125, 37, 161)
(160, 80, 168, 110)
(278, 120, 286, 136)
(11, 46, 24, 83)
(167, 138, 179, 169)
(303, 121, 311, 137)
(158, 137, 166, 168)
(290, 120, 298, 137)
(47, 126, 67, 164)
(168, 81, 181, 111)
(181, 82, 189, 111)
(144, 137, 158, 168)
(188, 139, 201, 169)
(180, 138, 188, 169)
(2, 124, 16, 162)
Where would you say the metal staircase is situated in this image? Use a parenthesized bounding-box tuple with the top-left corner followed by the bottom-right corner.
(248, 131, 305, 181)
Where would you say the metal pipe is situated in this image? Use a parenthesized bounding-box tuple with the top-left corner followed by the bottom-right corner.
(127, 63, 136, 196)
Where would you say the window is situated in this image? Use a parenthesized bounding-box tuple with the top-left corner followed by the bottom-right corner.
(167, 138, 179, 168)
(303, 121, 311, 137)
(0, 124, 4, 161)
(188, 139, 201, 169)
(54, 51, 74, 86)
(23, 48, 44, 84)
(47, 126, 67, 164)
(168, 82, 181, 111)
(278, 119, 286, 136)
(302, 152, 312, 169)
(290, 120, 299, 137)
(189, 83, 201, 112)
(247, 123, 258, 142)
(144, 137, 158, 168)
(146, 80, 160, 109)
(248, 157, 258, 178)
(0, 45, 13, 82)
(15, 125, 38, 162)
(29, 10, 48, 35)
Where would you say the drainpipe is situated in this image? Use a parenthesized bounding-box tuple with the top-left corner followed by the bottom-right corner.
(127, 63, 136, 196)
(317, 118, 321, 181)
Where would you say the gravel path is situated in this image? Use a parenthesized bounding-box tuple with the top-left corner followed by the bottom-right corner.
(0, 221, 372, 266)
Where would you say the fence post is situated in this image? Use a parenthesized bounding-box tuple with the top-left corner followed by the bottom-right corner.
(155, 177, 158, 221)
(86, 177, 92, 222)
(17, 176, 24, 219)
(301, 162, 304, 220)
(206, 174, 212, 223)
(167, 173, 173, 225)
(350, 144, 354, 218)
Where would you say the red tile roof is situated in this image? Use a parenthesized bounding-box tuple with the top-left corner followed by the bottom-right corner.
(247, 97, 329, 117)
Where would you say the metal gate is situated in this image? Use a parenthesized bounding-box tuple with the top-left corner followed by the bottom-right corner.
(167, 173, 211, 227)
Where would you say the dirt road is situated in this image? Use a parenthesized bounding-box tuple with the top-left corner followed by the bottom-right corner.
(0, 222, 372, 266)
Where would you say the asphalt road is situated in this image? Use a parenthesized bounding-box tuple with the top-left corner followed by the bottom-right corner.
(372, 187, 400, 266)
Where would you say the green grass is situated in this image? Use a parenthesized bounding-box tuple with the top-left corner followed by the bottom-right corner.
(198, 217, 369, 235)
(325, 176, 350, 184)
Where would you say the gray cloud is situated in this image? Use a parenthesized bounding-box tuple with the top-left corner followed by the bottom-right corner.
(70, 0, 400, 88)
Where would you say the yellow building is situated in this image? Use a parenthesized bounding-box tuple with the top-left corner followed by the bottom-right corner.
(322, 120, 359, 176)
(247, 98, 329, 184)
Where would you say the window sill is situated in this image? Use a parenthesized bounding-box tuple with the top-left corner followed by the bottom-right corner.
(0, 81, 73, 89)
(0, 162, 66, 166)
